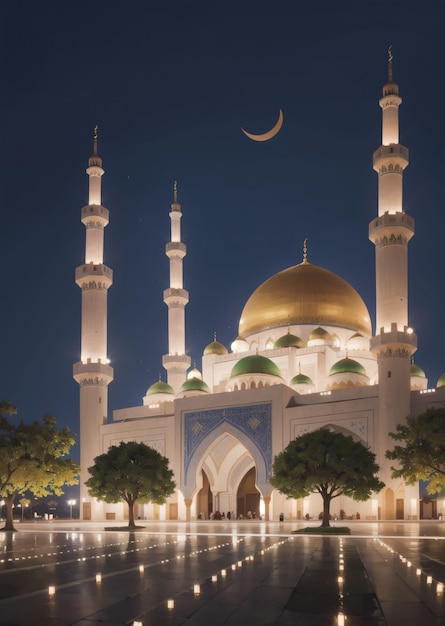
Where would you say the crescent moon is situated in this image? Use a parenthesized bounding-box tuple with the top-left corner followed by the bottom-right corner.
(241, 109, 283, 142)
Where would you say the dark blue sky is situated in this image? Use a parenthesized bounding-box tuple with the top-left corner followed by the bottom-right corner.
(2, 1, 445, 462)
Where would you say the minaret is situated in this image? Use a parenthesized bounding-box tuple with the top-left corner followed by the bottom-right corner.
(369, 49, 417, 519)
(73, 126, 113, 520)
(162, 182, 191, 391)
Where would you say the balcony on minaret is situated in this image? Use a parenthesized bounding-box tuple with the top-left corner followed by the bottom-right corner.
(75, 264, 113, 289)
(162, 353, 191, 371)
(373, 144, 409, 173)
(165, 241, 186, 259)
(163, 287, 189, 306)
(369, 211, 414, 238)
(73, 359, 114, 385)
(81, 204, 109, 224)
(371, 323, 418, 356)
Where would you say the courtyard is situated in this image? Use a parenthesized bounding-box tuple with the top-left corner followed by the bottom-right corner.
(0, 520, 445, 625)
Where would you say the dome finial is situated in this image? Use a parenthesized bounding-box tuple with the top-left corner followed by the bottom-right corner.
(213, 331, 217, 342)
(387, 45, 394, 82)
(302, 238, 308, 263)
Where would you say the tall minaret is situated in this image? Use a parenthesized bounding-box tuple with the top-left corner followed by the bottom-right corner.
(162, 182, 191, 391)
(369, 49, 417, 519)
(73, 126, 114, 520)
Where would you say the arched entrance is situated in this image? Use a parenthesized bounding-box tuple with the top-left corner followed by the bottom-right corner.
(236, 467, 260, 519)
(196, 470, 212, 519)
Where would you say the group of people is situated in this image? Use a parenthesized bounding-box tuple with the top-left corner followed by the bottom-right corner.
(199, 510, 261, 520)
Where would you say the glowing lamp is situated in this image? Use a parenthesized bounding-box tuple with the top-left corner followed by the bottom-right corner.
(48, 586, 55, 596)
(167, 599, 174, 610)
(95, 574, 102, 583)
(427, 576, 433, 584)
(337, 613, 345, 626)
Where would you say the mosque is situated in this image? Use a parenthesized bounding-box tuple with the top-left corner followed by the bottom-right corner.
(74, 57, 445, 522)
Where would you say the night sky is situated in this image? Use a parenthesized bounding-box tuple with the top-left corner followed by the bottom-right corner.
(2, 1, 445, 464)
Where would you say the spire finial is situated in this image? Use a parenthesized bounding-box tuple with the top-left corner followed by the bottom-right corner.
(303, 238, 308, 263)
(93, 124, 98, 156)
(387, 45, 393, 82)
(173, 180, 178, 203)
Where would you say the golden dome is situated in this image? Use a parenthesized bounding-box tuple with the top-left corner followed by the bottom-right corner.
(238, 261, 371, 337)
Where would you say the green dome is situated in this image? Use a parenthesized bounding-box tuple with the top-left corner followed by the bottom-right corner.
(309, 326, 332, 340)
(410, 363, 426, 378)
(290, 373, 313, 385)
(273, 333, 304, 349)
(146, 381, 175, 396)
(179, 377, 210, 394)
(230, 355, 282, 379)
(329, 358, 366, 377)
(203, 340, 228, 356)
(437, 373, 445, 388)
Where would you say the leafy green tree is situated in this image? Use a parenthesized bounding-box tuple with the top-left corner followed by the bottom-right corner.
(0, 402, 80, 531)
(386, 407, 445, 494)
(270, 429, 384, 527)
(85, 441, 176, 528)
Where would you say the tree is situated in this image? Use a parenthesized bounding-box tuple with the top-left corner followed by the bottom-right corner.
(0, 402, 80, 531)
(85, 441, 176, 528)
(386, 407, 445, 494)
(270, 429, 384, 527)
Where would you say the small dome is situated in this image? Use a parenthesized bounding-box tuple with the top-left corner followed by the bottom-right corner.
(230, 355, 281, 379)
(146, 380, 175, 396)
(231, 335, 249, 353)
(329, 358, 366, 377)
(204, 340, 228, 356)
(347, 332, 369, 351)
(290, 373, 313, 385)
(273, 333, 304, 349)
(437, 373, 445, 388)
(309, 327, 332, 341)
(187, 366, 202, 380)
(410, 363, 426, 378)
(179, 377, 210, 394)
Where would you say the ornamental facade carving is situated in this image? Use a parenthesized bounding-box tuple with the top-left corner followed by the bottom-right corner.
(79, 376, 109, 387)
(85, 220, 105, 229)
(374, 233, 408, 248)
(81, 281, 108, 291)
(377, 347, 411, 361)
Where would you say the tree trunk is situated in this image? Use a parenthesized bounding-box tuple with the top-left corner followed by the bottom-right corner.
(3, 494, 17, 532)
(127, 498, 136, 528)
(321, 493, 331, 527)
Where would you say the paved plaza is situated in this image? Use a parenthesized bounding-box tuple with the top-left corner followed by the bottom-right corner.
(1, 521, 445, 625)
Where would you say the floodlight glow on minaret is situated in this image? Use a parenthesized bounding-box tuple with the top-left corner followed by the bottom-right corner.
(369, 47, 415, 331)
(73, 126, 113, 520)
(369, 50, 417, 515)
(162, 182, 191, 392)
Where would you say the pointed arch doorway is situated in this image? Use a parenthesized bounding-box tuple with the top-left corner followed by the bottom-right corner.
(237, 467, 261, 519)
